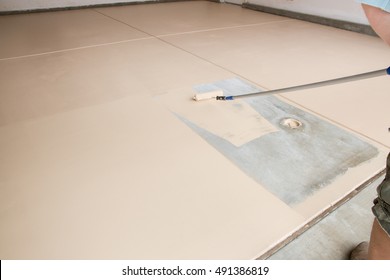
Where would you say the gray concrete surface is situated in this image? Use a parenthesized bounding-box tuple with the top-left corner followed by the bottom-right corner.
(268, 175, 384, 260)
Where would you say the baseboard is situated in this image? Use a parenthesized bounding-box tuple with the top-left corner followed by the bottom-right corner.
(0, 0, 201, 15)
(243, 2, 377, 37)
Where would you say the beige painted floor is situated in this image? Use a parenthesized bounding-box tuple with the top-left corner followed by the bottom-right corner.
(1, 1, 389, 259)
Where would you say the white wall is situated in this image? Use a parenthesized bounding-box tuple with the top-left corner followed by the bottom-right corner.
(0, 0, 150, 12)
(236, 0, 368, 24)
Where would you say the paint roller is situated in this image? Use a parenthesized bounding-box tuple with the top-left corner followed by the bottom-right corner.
(193, 67, 390, 101)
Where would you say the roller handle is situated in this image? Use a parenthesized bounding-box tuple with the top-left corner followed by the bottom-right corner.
(217, 67, 390, 101)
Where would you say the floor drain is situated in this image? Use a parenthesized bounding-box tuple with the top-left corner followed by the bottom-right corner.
(280, 118, 303, 129)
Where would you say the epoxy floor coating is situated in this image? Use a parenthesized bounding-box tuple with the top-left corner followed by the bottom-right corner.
(1, 1, 389, 259)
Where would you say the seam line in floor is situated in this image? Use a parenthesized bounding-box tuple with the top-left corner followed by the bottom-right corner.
(0, 37, 152, 61)
(92, 8, 279, 92)
(156, 19, 294, 37)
